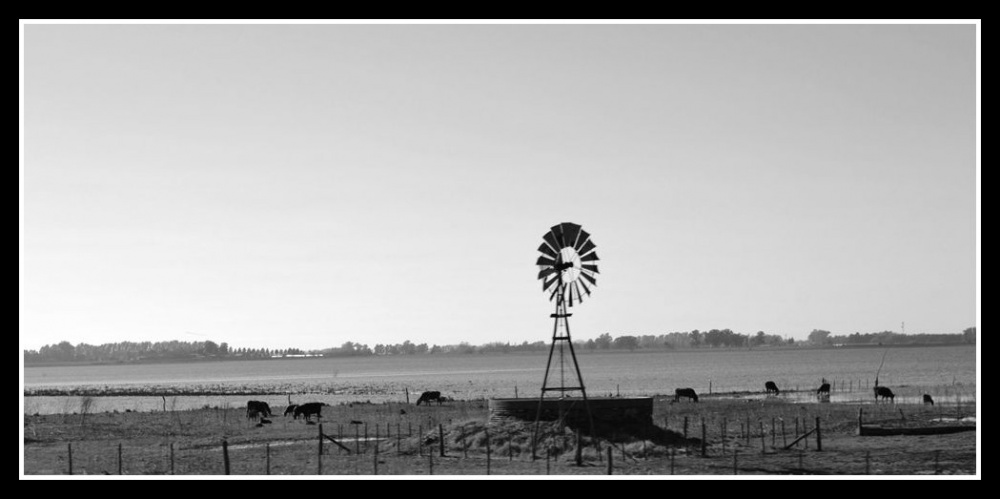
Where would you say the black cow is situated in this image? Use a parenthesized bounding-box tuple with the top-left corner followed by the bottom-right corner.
(293, 402, 324, 422)
(247, 400, 272, 421)
(284, 404, 299, 418)
(816, 382, 831, 396)
(416, 391, 442, 406)
(923, 394, 935, 406)
(765, 381, 780, 395)
(674, 388, 699, 403)
(874, 386, 895, 403)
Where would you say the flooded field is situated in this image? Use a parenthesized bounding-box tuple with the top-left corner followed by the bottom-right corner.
(23, 345, 976, 415)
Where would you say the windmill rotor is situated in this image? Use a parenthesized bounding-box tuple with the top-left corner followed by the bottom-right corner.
(536, 222, 599, 306)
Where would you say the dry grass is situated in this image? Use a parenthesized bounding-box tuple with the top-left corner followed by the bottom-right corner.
(22, 393, 976, 476)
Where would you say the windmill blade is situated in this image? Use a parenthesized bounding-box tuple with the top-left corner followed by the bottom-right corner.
(568, 284, 574, 307)
(574, 230, 590, 251)
(581, 272, 597, 286)
(573, 282, 584, 304)
(579, 279, 591, 296)
(537, 243, 558, 259)
(549, 284, 561, 302)
(561, 223, 582, 250)
(580, 251, 600, 262)
(543, 275, 560, 291)
(581, 264, 600, 274)
(550, 224, 566, 248)
(542, 231, 560, 254)
(577, 238, 597, 258)
(538, 267, 558, 280)
(536, 256, 556, 267)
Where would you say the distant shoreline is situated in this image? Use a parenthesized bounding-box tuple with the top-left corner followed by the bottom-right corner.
(23, 342, 972, 369)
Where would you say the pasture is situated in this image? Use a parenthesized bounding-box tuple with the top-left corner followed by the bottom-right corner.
(22, 389, 976, 476)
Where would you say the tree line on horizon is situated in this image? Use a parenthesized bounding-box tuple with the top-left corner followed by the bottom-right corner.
(23, 327, 975, 365)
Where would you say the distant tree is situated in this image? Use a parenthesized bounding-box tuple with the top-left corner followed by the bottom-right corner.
(963, 327, 976, 344)
(613, 335, 640, 351)
(202, 341, 219, 356)
(584, 338, 596, 350)
(594, 333, 613, 350)
(219, 342, 229, 356)
(689, 330, 702, 347)
(808, 329, 832, 345)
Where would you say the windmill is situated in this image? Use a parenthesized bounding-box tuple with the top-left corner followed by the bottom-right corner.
(533, 222, 599, 445)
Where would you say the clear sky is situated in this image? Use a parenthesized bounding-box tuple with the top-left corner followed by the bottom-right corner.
(21, 22, 979, 351)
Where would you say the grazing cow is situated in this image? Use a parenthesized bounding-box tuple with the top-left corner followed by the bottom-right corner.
(923, 394, 935, 406)
(247, 400, 272, 421)
(816, 382, 831, 396)
(765, 381, 780, 395)
(874, 386, 895, 403)
(293, 402, 324, 422)
(415, 391, 443, 406)
(284, 404, 299, 418)
(674, 388, 699, 403)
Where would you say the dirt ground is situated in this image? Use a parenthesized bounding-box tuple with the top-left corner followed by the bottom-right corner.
(21, 394, 978, 477)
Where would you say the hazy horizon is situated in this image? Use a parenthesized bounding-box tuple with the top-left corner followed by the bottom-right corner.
(21, 22, 979, 352)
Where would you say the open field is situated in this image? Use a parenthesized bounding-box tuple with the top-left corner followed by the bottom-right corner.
(22, 391, 977, 476)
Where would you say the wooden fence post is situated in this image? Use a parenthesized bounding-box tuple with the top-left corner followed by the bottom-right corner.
(397, 422, 401, 456)
(781, 419, 787, 448)
(815, 417, 822, 452)
(486, 428, 491, 475)
(222, 439, 230, 475)
(170, 442, 175, 475)
(733, 450, 738, 475)
(439, 424, 446, 457)
(607, 447, 613, 475)
(701, 418, 707, 457)
(575, 429, 582, 466)
(318, 424, 324, 475)
(67, 443, 72, 475)
(118, 442, 123, 474)
(405, 387, 409, 404)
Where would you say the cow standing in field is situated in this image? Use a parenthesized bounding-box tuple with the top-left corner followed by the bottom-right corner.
(874, 386, 895, 403)
(415, 391, 443, 406)
(923, 394, 935, 406)
(293, 402, 325, 423)
(765, 381, 780, 396)
(816, 380, 831, 399)
(674, 388, 699, 403)
(247, 400, 272, 422)
(284, 404, 299, 418)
